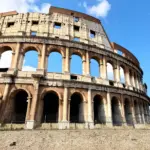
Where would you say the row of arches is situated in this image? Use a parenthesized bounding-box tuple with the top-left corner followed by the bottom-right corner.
(6, 89, 149, 126)
(0, 50, 126, 83)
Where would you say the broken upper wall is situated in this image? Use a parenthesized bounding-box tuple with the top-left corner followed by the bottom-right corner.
(0, 6, 112, 51)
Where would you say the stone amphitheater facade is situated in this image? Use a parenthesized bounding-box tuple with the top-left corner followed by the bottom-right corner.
(0, 6, 149, 130)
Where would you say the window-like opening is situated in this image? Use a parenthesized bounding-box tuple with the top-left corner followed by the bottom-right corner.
(111, 97, 122, 126)
(54, 22, 61, 29)
(31, 31, 37, 36)
(32, 21, 39, 25)
(47, 52, 62, 73)
(7, 22, 15, 27)
(70, 54, 82, 75)
(107, 62, 114, 80)
(109, 80, 114, 86)
(94, 95, 106, 124)
(70, 93, 84, 123)
(117, 50, 123, 56)
(74, 17, 79, 22)
(73, 37, 80, 42)
(74, 25, 80, 31)
(90, 58, 99, 77)
(22, 50, 38, 71)
(0, 50, 12, 70)
(42, 92, 59, 123)
(120, 66, 125, 83)
(71, 12, 74, 16)
(124, 99, 133, 125)
(90, 30, 96, 38)
(13, 90, 28, 123)
(71, 75, 77, 80)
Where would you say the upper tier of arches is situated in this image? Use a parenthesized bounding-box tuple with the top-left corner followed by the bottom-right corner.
(0, 41, 147, 95)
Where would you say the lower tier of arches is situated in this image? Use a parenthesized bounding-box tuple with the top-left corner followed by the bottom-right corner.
(0, 84, 149, 129)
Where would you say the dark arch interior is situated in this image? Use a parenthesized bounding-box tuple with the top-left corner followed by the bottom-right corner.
(14, 90, 28, 123)
(94, 95, 105, 124)
(42, 92, 59, 123)
(124, 99, 133, 125)
(111, 97, 122, 126)
(70, 93, 83, 123)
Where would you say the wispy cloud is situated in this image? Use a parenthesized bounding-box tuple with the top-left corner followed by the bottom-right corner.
(83, 0, 111, 18)
(0, 0, 51, 13)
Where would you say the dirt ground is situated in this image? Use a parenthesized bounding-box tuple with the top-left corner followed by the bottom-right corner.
(0, 129, 150, 150)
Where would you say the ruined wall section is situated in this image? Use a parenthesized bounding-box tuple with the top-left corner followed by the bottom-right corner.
(0, 12, 112, 50)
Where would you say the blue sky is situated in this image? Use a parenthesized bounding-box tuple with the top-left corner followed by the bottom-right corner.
(0, 0, 149, 96)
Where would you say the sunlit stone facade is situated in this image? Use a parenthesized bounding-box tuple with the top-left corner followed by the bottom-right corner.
(0, 7, 149, 130)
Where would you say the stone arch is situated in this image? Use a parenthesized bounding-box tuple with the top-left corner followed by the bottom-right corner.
(120, 64, 126, 83)
(21, 46, 39, 71)
(70, 92, 85, 123)
(107, 60, 115, 81)
(90, 56, 100, 77)
(5, 88, 31, 124)
(41, 90, 60, 123)
(93, 94, 106, 124)
(111, 96, 122, 126)
(0, 45, 13, 69)
(47, 46, 65, 58)
(124, 98, 133, 125)
(22, 45, 41, 55)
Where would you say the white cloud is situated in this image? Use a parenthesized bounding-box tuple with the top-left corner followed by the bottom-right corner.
(83, 0, 111, 18)
(0, 51, 12, 68)
(0, 0, 51, 13)
(22, 66, 36, 71)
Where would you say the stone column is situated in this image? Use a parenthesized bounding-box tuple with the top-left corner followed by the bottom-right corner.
(101, 56, 107, 79)
(0, 83, 11, 122)
(141, 102, 145, 124)
(87, 89, 94, 128)
(65, 47, 70, 73)
(132, 72, 135, 88)
(120, 95, 126, 126)
(13, 42, 20, 69)
(26, 78, 40, 129)
(82, 56, 86, 75)
(106, 92, 112, 127)
(25, 96, 32, 121)
(114, 61, 120, 83)
(60, 87, 69, 129)
(131, 98, 136, 126)
(86, 51, 90, 76)
(40, 44, 46, 70)
(125, 67, 130, 87)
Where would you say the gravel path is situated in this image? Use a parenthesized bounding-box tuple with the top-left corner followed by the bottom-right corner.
(0, 129, 150, 150)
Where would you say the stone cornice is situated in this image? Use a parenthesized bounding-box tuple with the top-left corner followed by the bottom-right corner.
(0, 76, 149, 102)
(0, 36, 143, 75)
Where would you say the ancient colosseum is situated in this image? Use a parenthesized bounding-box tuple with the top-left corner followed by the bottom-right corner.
(0, 6, 149, 130)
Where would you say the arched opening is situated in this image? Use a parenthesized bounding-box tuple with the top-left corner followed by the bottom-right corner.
(0, 50, 12, 70)
(22, 50, 38, 71)
(42, 91, 59, 123)
(129, 69, 132, 85)
(124, 99, 133, 125)
(47, 52, 62, 73)
(107, 62, 114, 80)
(70, 54, 82, 75)
(13, 90, 28, 123)
(90, 58, 99, 77)
(120, 66, 125, 83)
(70, 93, 84, 123)
(134, 101, 140, 124)
(93, 95, 106, 124)
(111, 97, 122, 126)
